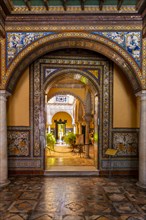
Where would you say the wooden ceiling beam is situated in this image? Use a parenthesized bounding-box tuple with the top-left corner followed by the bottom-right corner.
(43, 0, 49, 10)
(117, 0, 124, 11)
(99, 0, 104, 11)
(24, 0, 31, 11)
(136, 0, 145, 11)
(80, 0, 86, 11)
(62, 0, 67, 11)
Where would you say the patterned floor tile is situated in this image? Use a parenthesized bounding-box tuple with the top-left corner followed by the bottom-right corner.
(103, 187, 122, 194)
(0, 191, 21, 201)
(8, 200, 37, 213)
(119, 215, 146, 220)
(107, 193, 128, 202)
(62, 215, 86, 220)
(113, 202, 139, 214)
(36, 200, 61, 212)
(0, 176, 146, 220)
(1, 212, 28, 220)
(0, 201, 12, 213)
(19, 191, 40, 200)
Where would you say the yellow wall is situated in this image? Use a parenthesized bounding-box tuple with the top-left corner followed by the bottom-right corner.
(48, 88, 86, 101)
(7, 68, 30, 126)
(51, 112, 73, 128)
(113, 64, 140, 128)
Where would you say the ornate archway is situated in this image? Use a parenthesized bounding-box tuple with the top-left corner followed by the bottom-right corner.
(5, 32, 142, 93)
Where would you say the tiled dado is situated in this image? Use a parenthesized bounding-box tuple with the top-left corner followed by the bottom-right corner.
(0, 176, 146, 220)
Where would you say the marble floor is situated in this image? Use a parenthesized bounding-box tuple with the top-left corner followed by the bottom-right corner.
(0, 176, 146, 220)
(45, 145, 94, 170)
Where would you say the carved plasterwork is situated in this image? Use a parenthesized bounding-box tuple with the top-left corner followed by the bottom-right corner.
(3, 32, 142, 92)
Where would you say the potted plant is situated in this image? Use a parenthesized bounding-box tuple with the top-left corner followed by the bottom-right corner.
(46, 133, 56, 151)
(64, 132, 76, 147)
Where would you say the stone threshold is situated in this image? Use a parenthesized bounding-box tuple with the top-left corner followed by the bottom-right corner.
(44, 166, 99, 176)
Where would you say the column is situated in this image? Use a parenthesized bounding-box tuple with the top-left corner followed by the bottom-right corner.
(0, 90, 10, 187)
(136, 91, 146, 188)
(48, 125, 51, 133)
(84, 115, 92, 158)
(78, 122, 82, 135)
(73, 124, 76, 134)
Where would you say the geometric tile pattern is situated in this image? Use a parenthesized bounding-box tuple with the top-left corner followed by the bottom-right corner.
(0, 176, 146, 220)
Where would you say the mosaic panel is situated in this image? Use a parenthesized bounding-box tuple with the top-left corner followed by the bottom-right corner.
(92, 32, 141, 66)
(143, 38, 146, 88)
(113, 132, 138, 157)
(8, 130, 30, 156)
(33, 62, 42, 157)
(6, 32, 55, 66)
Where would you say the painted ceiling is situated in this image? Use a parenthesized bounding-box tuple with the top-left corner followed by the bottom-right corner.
(11, 0, 138, 13)
(12, 0, 137, 7)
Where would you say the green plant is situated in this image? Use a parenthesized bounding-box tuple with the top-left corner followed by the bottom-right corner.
(46, 133, 56, 150)
(64, 132, 76, 146)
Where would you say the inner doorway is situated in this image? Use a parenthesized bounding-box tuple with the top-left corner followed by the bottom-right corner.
(45, 93, 97, 171)
(55, 119, 66, 142)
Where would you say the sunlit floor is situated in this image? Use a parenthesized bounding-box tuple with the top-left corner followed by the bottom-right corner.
(45, 144, 95, 170)
(0, 176, 146, 220)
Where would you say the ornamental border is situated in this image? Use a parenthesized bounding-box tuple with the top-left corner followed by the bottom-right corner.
(5, 25, 142, 32)
(4, 32, 142, 92)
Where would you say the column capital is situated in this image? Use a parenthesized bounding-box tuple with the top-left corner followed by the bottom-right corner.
(136, 90, 146, 100)
(0, 90, 11, 101)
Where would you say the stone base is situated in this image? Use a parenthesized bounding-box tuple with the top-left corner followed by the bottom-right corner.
(136, 181, 146, 189)
(0, 180, 10, 188)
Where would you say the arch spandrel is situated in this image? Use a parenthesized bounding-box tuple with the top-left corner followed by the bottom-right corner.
(4, 32, 142, 93)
